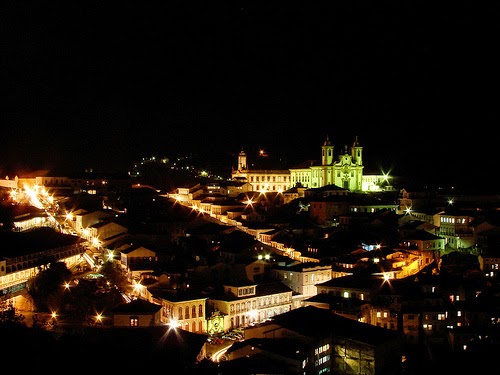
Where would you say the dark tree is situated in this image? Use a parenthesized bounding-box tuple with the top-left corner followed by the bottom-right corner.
(99, 260, 127, 289)
(27, 261, 72, 312)
(0, 300, 25, 327)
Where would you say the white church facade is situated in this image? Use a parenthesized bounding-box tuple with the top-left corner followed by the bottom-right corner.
(290, 135, 364, 191)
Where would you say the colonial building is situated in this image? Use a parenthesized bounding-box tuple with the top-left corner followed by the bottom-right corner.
(117, 244, 157, 282)
(437, 208, 476, 250)
(272, 262, 333, 309)
(148, 288, 208, 334)
(112, 298, 163, 327)
(243, 305, 402, 375)
(207, 280, 293, 330)
(290, 135, 364, 191)
(0, 227, 87, 302)
(231, 148, 291, 193)
(232, 136, 394, 195)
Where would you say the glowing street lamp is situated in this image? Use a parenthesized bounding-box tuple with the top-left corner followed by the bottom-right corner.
(91, 237, 101, 248)
(169, 319, 180, 329)
(94, 313, 103, 325)
(133, 282, 143, 296)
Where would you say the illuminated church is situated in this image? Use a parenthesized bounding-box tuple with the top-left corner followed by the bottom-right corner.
(232, 135, 393, 193)
(290, 135, 364, 191)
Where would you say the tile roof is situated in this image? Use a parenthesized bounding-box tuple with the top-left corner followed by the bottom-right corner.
(271, 305, 401, 345)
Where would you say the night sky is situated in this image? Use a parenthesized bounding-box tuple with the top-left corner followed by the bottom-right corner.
(2, 2, 499, 184)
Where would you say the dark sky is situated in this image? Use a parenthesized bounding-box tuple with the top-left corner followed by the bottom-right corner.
(2, 1, 499, 184)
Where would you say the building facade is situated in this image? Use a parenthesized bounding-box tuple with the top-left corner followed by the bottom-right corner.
(290, 135, 364, 191)
(273, 262, 333, 308)
(207, 281, 293, 331)
(232, 135, 394, 194)
(0, 228, 87, 302)
(231, 148, 291, 193)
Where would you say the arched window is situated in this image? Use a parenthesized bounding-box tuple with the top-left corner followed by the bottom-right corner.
(192, 305, 196, 318)
(198, 304, 203, 317)
(178, 307, 183, 320)
(192, 321, 196, 332)
(185, 306, 190, 319)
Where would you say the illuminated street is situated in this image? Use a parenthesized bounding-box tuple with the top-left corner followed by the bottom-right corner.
(209, 342, 232, 363)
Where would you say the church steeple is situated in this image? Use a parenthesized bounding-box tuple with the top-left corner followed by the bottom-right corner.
(238, 148, 247, 171)
(352, 135, 360, 147)
(321, 135, 334, 166)
(351, 136, 363, 166)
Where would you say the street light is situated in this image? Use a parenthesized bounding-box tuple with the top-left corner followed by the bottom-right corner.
(95, 313, 103, 325)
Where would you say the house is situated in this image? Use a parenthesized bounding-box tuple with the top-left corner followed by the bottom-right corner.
(116, 243, 157, 281)
(147, 287, 209, 334)
(0, 227, 87, 300)
(244, 305, 402, 375)
(272, 262, 332, 308)
(398, 229, 445, 266)
(223, 180, 254, 198)
(10, 204, 50, 232)
(282, 183, 307, 204)
(86, 220, 128, 248)
(74, 210, 114, 233)
(207, 280, 294, 331)
(437, 208, 476, 250)
(112, 298, 162, 327)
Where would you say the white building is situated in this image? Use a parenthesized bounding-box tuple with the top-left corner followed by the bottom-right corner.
(232, 135, 394, 194)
